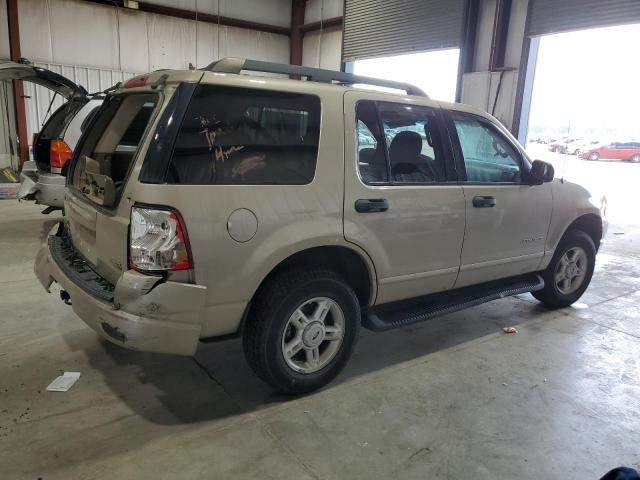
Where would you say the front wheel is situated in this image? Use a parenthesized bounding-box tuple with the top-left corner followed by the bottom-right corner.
(243, 268, 360, 394)
(589, 152, 600, 161)
(533, 230, 596, 309)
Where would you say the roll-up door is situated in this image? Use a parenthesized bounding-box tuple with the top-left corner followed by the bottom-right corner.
(342, 0, 466, 62)
(529, 0, 640, 37)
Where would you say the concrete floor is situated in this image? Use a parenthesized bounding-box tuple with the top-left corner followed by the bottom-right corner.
(1, 198, 639, 480)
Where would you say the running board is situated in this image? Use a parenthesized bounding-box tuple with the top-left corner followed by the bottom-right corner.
(362, 274, 544, 332)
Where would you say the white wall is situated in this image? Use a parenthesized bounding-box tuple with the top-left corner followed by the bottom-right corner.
(18, 0, 290, 72)
(147, 0, 291, 28)
(304, 0, 343, 24)
(302, 28, 342, 70)
(0, 0, 9, 59)
(302, 0, 344, 70)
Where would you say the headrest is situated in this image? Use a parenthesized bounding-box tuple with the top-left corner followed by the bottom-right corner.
(389, 131, 422, 159)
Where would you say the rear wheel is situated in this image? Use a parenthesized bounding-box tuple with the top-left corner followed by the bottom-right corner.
(243, 268, 360, 394)
(533, 230, 596, 309)
(630, 154, 640, 163)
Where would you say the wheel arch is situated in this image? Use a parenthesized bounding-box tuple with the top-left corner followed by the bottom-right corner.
(255, 245, 377, 307)
(564, 213, 603, 252)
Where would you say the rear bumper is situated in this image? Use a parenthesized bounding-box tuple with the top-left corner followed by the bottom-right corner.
(18, 161, 65, 208)
(34, 225, 207, 355)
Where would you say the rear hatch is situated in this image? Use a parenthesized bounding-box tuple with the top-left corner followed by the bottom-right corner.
(64, 88, 161, 284)
(0, 60, 89, 172)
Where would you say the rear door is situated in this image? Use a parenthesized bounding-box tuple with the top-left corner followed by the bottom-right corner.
(343, 92, 466, 305)
(0, 61, 87, 98)
(0, 61, 89, 172)
(65, 91, 160, 284)
(446, 109, 552, 288)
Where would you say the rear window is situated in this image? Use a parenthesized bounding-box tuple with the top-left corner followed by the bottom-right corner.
(166, 85, 321, 185)
(71, 93, 157, 195)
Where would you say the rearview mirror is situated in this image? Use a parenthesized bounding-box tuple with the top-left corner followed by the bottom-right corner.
(529, 160, 554, 185)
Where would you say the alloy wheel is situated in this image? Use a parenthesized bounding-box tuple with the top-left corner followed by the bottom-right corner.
(281, 297, 345, 374)
(555, 247, 588, 295)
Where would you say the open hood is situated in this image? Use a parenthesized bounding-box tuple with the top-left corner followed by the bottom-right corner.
(0, 59, 88, 99)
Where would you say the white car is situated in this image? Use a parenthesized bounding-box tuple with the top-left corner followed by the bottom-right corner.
(0, 60, 104, 211)
(568, 140, 602, 156)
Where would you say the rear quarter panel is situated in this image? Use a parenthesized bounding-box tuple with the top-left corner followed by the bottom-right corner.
(130, 73, 352, 337)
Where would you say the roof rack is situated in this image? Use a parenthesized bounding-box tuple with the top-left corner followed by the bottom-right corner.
(203, 58, 428, 97)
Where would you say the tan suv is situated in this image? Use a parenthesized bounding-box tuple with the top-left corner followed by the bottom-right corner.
(34, 59, 606, 394)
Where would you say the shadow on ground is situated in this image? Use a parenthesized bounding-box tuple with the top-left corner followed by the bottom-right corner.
(80, 295, 554, 426)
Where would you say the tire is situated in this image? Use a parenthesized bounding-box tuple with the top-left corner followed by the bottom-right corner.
(589, 152, 600, 161)
(532, 230, 596, 309)
(630, 154, 640, 163)
(242, 268, 360, 394)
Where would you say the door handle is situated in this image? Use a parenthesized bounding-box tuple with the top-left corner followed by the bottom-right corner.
(355, 198, 389, 213)
(472, 196, 496, 208)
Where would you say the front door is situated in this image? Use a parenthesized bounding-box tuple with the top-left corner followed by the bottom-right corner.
(343, 92, 466, 304)
(445, 109, 553, 288)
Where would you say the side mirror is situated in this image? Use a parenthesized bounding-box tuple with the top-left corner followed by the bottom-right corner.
(529, 160, 554, 185)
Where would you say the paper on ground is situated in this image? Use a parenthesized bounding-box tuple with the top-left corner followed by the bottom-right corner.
(46, 372, 81, 392)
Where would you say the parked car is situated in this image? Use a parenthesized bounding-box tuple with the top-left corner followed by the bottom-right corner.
(34, 59, 606, 394)
(579, 142, 640, 162)
(549, 138, 579, 153)
(568, 140, 602, 156)
(0, 59, 104, 211)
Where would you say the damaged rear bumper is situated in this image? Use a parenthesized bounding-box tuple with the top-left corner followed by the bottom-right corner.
(34, 225, 207, 355)
(18, 161, 65, 208)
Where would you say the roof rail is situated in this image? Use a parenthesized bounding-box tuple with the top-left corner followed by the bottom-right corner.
(203, 58, 428, 97)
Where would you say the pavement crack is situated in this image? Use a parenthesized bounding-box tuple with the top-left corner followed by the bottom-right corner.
(255, 417, 323, 480)
(191, 356, 239, 405)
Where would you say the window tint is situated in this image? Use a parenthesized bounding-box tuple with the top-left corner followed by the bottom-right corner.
(167, 85, 321, 185)
(355, 101, 446, 184)
(452, 112, 522, 183)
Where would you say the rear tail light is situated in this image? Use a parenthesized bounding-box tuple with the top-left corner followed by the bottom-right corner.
(50, 139, 73, 169)
(129, 206, 192, 272)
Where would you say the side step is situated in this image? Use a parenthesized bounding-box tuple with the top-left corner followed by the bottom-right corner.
(362, 274, 544, 332)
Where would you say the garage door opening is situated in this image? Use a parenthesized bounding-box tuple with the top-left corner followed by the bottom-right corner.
(522, 23, 640, 228)
(351, 49, 460, 102)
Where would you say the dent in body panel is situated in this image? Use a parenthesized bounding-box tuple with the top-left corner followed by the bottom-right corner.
(113, 270, 206, 329)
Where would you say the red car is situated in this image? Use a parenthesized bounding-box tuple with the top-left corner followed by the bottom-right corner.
(580, 142, 640, 163)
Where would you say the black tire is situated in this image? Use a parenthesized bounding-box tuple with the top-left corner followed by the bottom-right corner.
(630, 154, 640, 163)
(589, 152, 600, 161)
(532, 230, 596, 309)
(242, 268, 360, 394)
